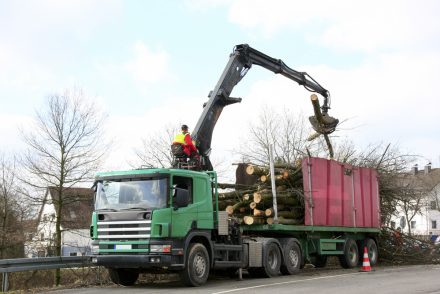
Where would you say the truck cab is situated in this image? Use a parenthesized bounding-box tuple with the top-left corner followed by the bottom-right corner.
(90, 168, 236, 286)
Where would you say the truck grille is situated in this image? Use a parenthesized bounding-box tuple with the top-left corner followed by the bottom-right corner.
(97, 220, 151, 240)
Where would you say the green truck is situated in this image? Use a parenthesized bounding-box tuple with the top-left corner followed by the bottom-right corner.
(90, 45, 380, 286)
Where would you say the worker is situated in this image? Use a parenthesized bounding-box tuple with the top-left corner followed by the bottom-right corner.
(172, 124, 199, 159)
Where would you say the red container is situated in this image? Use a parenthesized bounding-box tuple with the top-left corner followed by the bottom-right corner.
(302, 157, 380, 228)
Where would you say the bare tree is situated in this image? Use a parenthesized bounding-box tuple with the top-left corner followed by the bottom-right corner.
(20, 88, 107, 285)
(236, 107, 323, 166)
(237, 106, 420, 227)
(0, 154, 29, 258)
(132, 125, 178, 168)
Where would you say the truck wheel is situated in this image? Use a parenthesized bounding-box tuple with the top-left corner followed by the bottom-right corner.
(362, 238, 378, 266)
(180, 243, 210, 287)
(280, 240, 301, 275)
(108, 268, 139, 286)
(339, 239, 359, 269)
(310, 255, 327, 268)
(248, 242, 281, 278)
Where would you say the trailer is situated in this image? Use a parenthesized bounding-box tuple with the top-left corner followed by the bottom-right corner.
(90, 157, 380, 286)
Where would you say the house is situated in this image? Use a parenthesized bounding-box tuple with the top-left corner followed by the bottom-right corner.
(390, 164, 440, 238)
(25, 187, 94, 257)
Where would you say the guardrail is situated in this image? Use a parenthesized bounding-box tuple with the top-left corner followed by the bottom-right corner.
(0, 256, 91, 292)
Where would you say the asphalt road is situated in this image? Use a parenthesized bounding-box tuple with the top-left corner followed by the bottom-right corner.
(49, 265, 440, 294)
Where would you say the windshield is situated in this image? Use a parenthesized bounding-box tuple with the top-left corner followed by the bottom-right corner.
(95, 178, 168, 211)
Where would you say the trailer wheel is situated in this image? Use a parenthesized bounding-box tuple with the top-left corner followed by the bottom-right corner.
(180, 243, 210, 287)
(108, 268, 139, 286)
(280, 240, 301, 275)
(362, 238, 378, 266)
(339, 239, 359, 268)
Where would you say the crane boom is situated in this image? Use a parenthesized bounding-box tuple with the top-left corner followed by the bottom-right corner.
(191, 44, 337, 171)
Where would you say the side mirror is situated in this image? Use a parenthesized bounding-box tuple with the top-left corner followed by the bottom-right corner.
(174, 188, 190, 209)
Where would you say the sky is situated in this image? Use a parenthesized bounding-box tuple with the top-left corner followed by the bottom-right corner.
(1, 0, 439, 181)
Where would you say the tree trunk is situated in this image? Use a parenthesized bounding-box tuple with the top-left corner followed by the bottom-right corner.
(55, 186, 63, 286)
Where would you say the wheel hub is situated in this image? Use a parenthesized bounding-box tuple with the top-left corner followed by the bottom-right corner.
(194, 254, 206, 276)
(288, 249, 299, 266)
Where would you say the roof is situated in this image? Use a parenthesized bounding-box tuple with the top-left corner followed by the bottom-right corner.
(398, 167, 440, 193)
(47, 187, 94, 230)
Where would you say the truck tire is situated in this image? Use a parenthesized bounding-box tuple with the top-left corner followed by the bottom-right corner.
(280, 240, 301, 275)
(249, 242, 281, 278)
(108, 268, 139, 286)
(310, 255, 327, 268)
(180, 243, 210, 287)
(339, 239, 359, 269)
(361, 238, 378, 266)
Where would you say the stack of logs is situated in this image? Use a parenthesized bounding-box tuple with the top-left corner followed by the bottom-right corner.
(217, 163, 305, 225)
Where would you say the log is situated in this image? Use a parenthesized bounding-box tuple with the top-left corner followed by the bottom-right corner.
(217, 183, 255, 190)
(253, 192, 262, 203)
(245, 165, 267, 176)
(278, 210, 303, 219)
(310, 94, 335, 159)
(242, 193, 251, 201)
(253, 208, 266, 217)
(266, 217, 302, 225)
(243, 216, 266, 225)
(260, 174, 285, 185)
(276, 185, 288, 192)
(263, 208, 303, 219)
(225, 200, 252, 215)
(218, 200, 235, 211)
(307, 132, 321, 141)
(281, 167, 302, 180)
(219, 189, 254, 200)
(265, 208, 274, 217)
(253, 192, 301, 206)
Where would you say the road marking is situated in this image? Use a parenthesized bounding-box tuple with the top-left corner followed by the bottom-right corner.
(210, 272, 359, 294)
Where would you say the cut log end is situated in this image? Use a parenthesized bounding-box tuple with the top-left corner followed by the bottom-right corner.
(246, 165, 255, 175)
(253, 192, 262, 203)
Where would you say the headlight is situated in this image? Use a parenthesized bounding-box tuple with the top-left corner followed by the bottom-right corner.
(150, 244, 172, 253)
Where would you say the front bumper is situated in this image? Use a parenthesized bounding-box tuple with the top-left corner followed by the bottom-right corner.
(91, 254, 184, 270)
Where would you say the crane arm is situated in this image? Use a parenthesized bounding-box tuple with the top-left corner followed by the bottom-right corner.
(191, 44, 337, 171)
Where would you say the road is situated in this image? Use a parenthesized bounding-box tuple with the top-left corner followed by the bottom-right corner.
(50, 265, 440, 294)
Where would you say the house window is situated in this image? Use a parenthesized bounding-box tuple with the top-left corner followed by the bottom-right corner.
(70, 252, 78, 256)
(390, 221, 396, 229)
(431, 201, 437, 210)
(411, 221, 416, 229)
(432, 220, 437, 229)
(40, 233, 44, 241)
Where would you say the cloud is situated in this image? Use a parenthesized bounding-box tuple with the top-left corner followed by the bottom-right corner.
(125, 42, 170, 84)
(224, 0, 440, 53)
(0, 0, 122, 44)
(184, 0, 232, 11)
